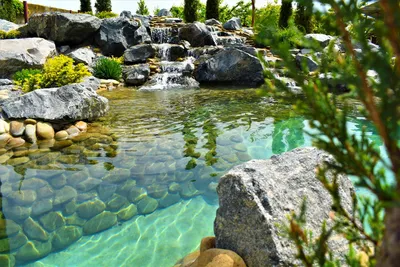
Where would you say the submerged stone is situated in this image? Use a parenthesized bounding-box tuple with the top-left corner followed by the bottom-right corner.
(0, 232, 28, 252)
(53, 186, 77, 206)
(52, 226, 83, 251)
(23, 217, 49, 242)
(137, 196, 158, 215)
(76, 178, 102, 192)
(31, 199, 53, 217)
(0, 254, 15, 267)
(116, 204, 138, 221)
(15, 239, 52, 262)
(7, 190, 37, 206)
(97, 183, 118, 202)
(39, 212, 65, 232)
(49, 174, 67, 189)
(83, 211, 117, 235)
(0, 219, 20, 239)
(158, 193, 180, 208)
(77, 199, 106, 219)
(106, 194, 129, 212)
(180, 182, 201, 199)
(102, 168, 130, 184)
(65, 213, 86, 227)
(147, 184, 168, 199)
(128, 187, 147, 203)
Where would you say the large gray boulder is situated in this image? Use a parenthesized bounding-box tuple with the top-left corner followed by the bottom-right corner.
(122, 64, 150, 85)
(215, 147, 354, 267)
(0, 77, 108, 122)
(124, 44, 156, 64)
(157, 9, 172, 17)
(223, 17, 242, 31)
(0, 38, 57, 78)
(95, 17, 151, 56)
(66, 47, 96, 65)
(119, 11, 151, 29)
(194, 47, 264, 86)
(179, 22, 217, 47)
(27, 12, 101, 45)
(0, 19, 19, 32)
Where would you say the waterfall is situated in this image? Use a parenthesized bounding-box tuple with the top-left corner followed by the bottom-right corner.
(139, 58, 199, 91)
(151, 27, 178, 44)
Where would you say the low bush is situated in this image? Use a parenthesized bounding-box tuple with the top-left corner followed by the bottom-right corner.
(0, 29, 20, 39)
(93, 57, 122, 80)
(95, 11, 118, 19)
(13, 55, 91, 92)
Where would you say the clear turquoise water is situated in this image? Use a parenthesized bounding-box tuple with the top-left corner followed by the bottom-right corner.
(0, 88, 380, 267)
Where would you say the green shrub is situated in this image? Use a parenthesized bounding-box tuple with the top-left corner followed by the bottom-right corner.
(93, 58, 122, 80)
(14, 69, 43, 92)
(14, 55, 91, 92)
(95, 0, 112, 13)
(80, 0, 92, 13)
(136, 0, 149, 15)
(0, 0, 23, 22)
(206, 0, 220, 20)
(170, 6, 184, 19)
(184, 0, 199, 22)
(95, 11, 118, 19)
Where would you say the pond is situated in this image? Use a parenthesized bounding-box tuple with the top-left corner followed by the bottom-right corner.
(0, 87, 379, 267)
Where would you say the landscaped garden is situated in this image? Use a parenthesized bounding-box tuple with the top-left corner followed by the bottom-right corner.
(0, 0, 398, 266)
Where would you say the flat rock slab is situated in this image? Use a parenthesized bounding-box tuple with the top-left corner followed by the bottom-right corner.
(215, 147, 354, 267)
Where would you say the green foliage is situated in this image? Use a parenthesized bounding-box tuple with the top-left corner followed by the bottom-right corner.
(0, 0, 23, 22)
(279, 0, 293, 29)
(14, 55, 91, 92)
(170, 5, 184, 19)
(80, 0, 92, 13)
(153, 7, 160, 16)
(263, 0, 400, 265)
(295, 3, 313, 33)
(13, 69, 43, 92)
(184, 0, 199, 23)
(0, 29, 20, 39)
(206, 0, 220, 20)
(95, 0, 112, 13)
(93, 57, 122, 80)
(136, 0, 149, 15)
(220, 1, 252, 27)
(257, 16, 303, 47)
(95, 11, 117, 19)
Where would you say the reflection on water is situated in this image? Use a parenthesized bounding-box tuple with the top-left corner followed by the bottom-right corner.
(0, 88, 379, 267)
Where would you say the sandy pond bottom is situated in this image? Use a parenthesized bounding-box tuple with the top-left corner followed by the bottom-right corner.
(24, 197, 216, 267)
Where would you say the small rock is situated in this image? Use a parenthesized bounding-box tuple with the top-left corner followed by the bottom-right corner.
(31, 199, 53, 217)
(66, 125, 80, 138)
(75, 121, 87, 132)
(0, 232, 28, 252)
(83, 211, 117, 235)
(7, 190, 37, 205)
(53, 186, 77, 206)
(157, 8, 172, 17)
(0, 219, 21, 239)
(223, 17, 242, 31)
(24, 118, 37, 125)
(128, 187, 147, 203)
(55, 130, 69, 141)
(116, 204, 138, 221)
(6, 137, 25, 149)
(0, 133, 11, 148)
(39, 212, 65, 232)
(106, 194, 129, 211)
(0, 254, 15, 267)
(158, 193, 180, 208)
(52, 226, 82, 251)
(9, 122, 24, 138)
(23, 217, 49, 241)
(25, 124, 37, 143)
(205, 19, 222, 26)
(124, 44, 156, 65)
(0, 120, 10, 134)
(15, 240, 52, 262)
(76, 199, 106, 219)
(137, 196, 158, 214)
(36, 122, 55, 140)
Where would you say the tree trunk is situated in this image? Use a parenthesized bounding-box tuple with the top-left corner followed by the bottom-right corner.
(251, 0, 255, 27)
(378, 207, 400, 266)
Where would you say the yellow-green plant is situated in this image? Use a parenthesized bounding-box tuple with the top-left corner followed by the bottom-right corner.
(0, 29, 20, 39)
(41, 55, 91, 88)
(95, 11, 118, 19)
(13, 55, 91, 92)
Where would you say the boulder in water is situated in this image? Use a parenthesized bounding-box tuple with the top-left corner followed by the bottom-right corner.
(0, 77, 109, 122)
(214, 147, 354, 267)
(194, 47, 264, 86)
(122, 64, 150, 86)
(223, 17, 242, 31)
(179, 22, 217, 47)
(124, 44, 156, 64)
(0, 38, 57, 78)
(26, 12, 101, 45)
(95, 17, 151, 57)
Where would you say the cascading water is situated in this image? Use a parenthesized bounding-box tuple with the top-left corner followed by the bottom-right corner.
(139, 44, 199, 91)
(151, 27, 179, 44)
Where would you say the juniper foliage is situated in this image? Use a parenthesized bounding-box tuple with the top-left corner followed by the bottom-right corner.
(95, 0, 112, 13)
(80, 0, 92, 13)
(206, 0, 220, 20)
(184, 0, 199, 23)
(136, 0, 149, 15)
(262, 0, 400, 265)
(279, 0, 293, 29)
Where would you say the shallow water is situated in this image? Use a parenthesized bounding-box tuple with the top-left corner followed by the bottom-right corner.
(0, 88, 380, 267)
